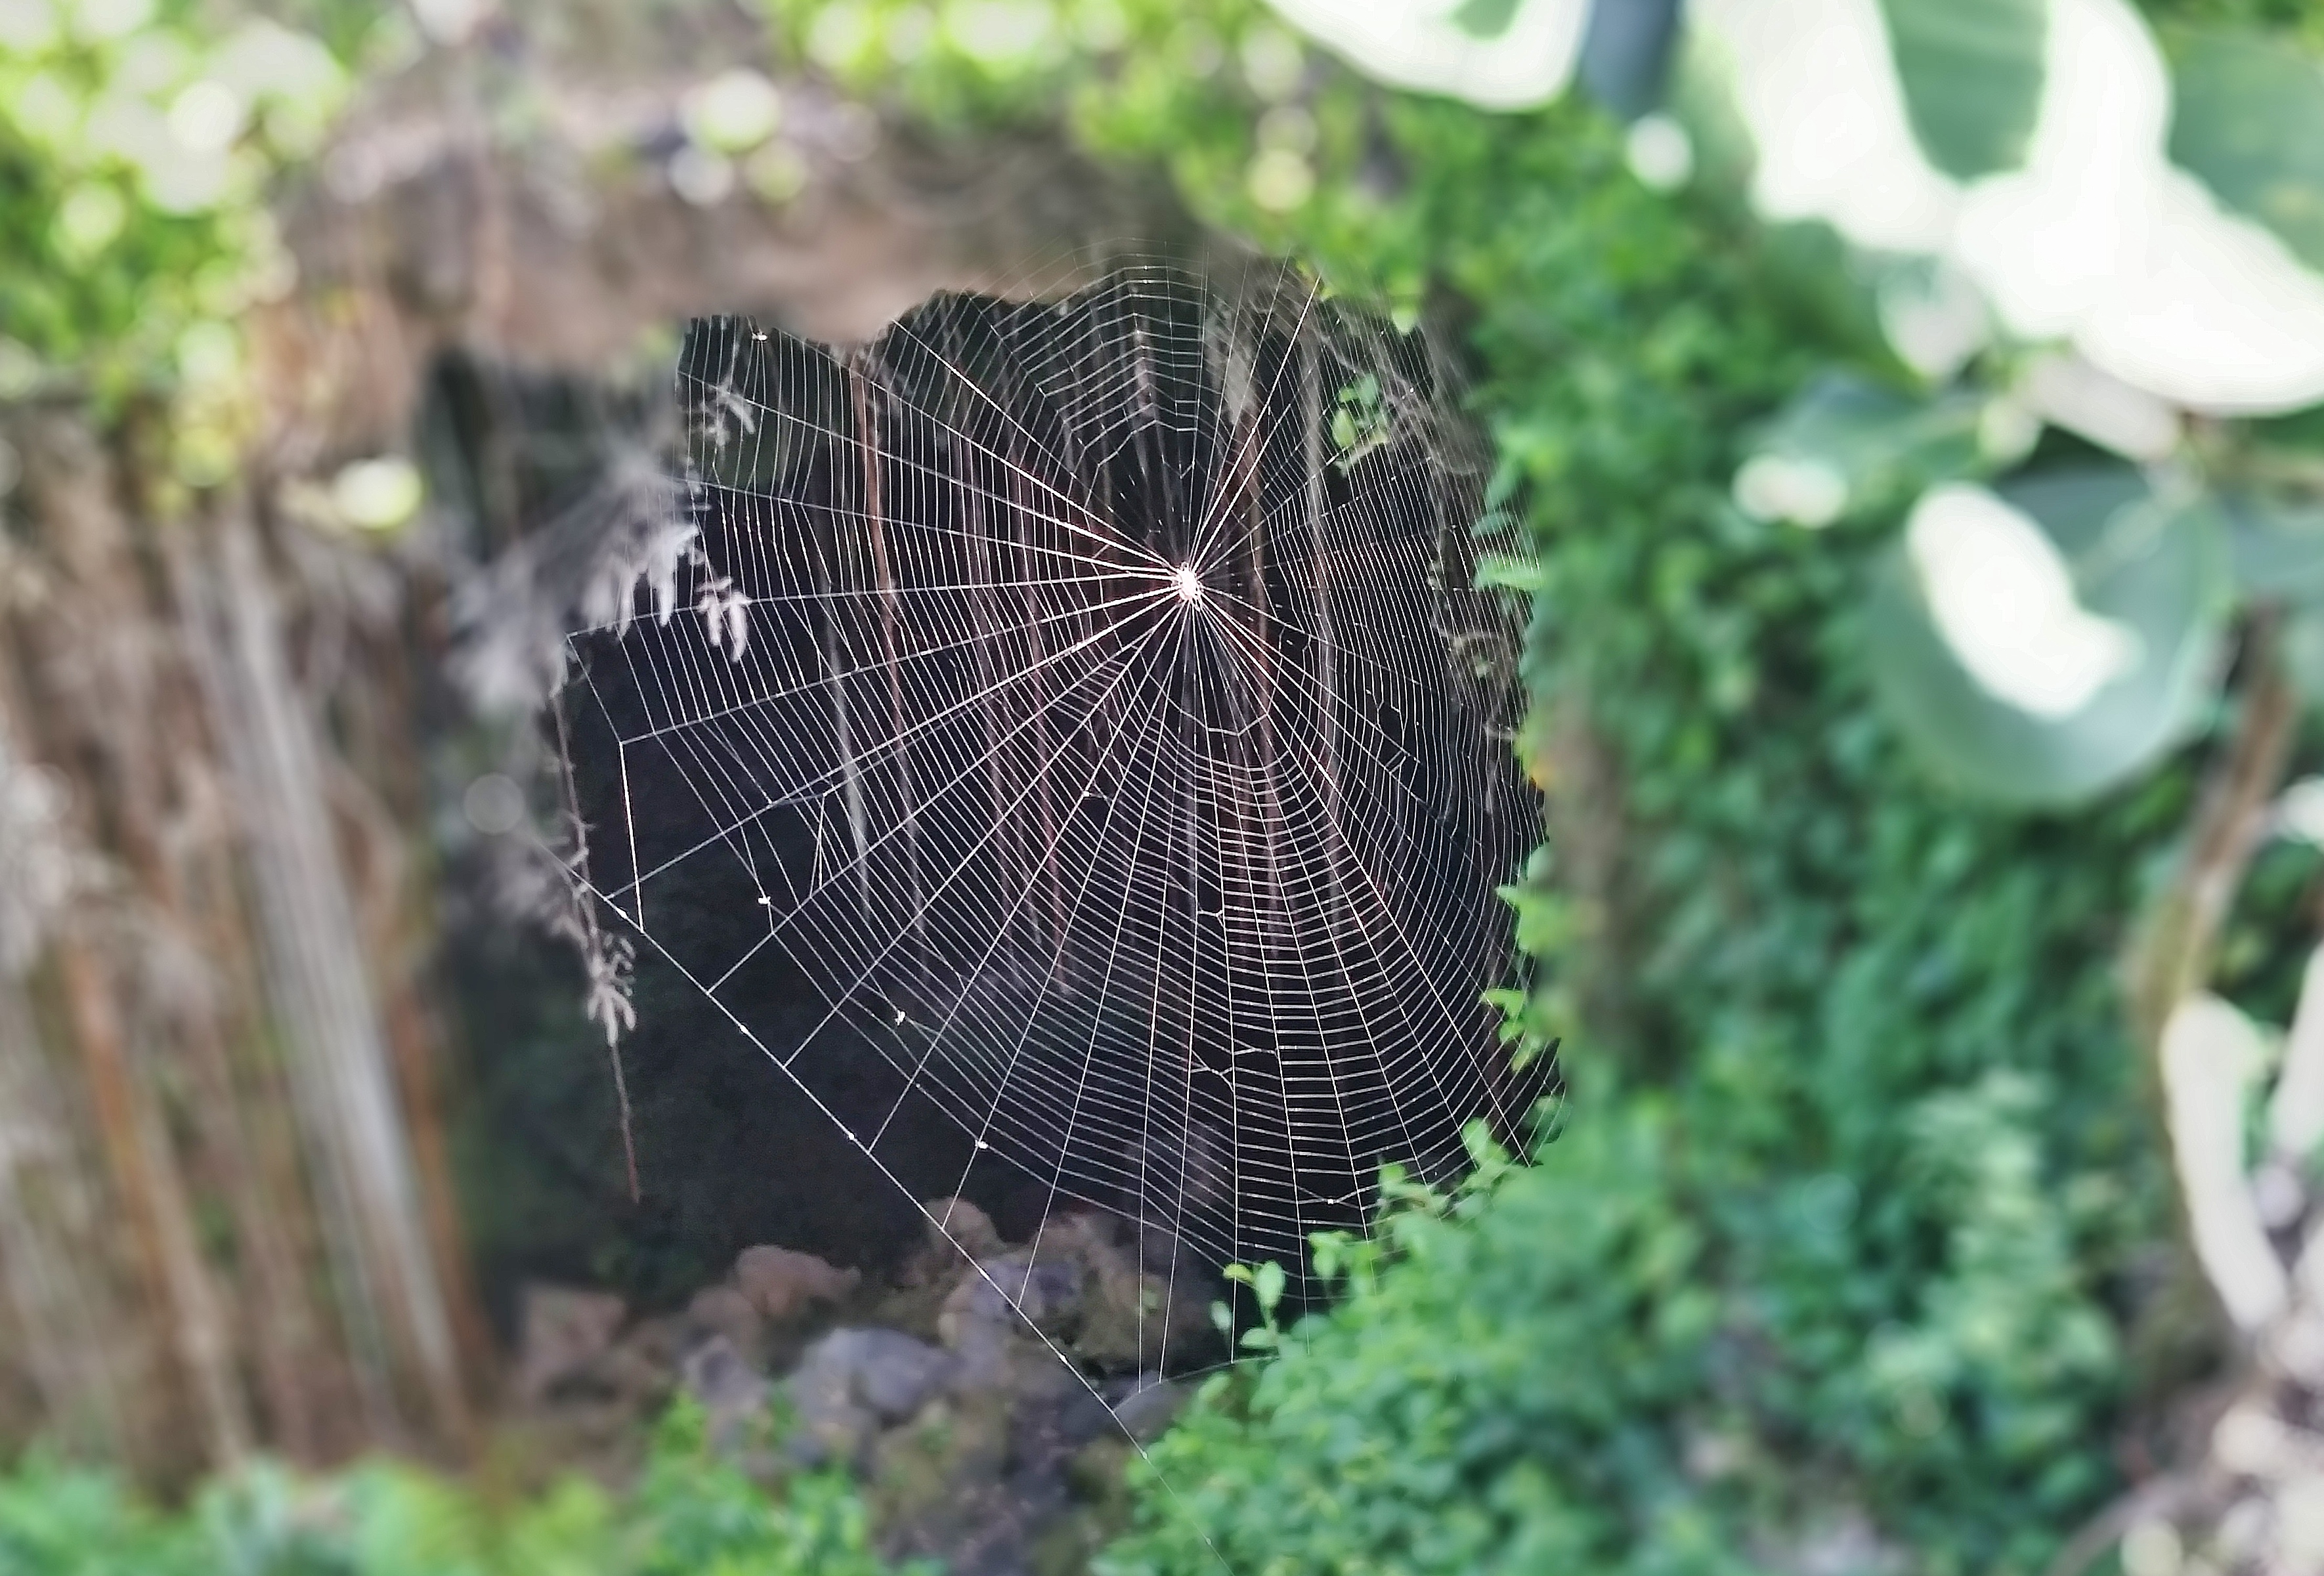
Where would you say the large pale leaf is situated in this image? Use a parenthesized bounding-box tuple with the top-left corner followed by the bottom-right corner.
(2168, 30, 2324, 274)
(1867, 467, 2227, 804)
(1692, 0, 1961, 254)
(1878, 0, 2048, 180)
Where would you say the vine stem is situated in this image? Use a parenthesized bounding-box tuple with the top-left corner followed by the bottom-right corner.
(2046, 613, 2300, 1576)
(2124, 612, 2298, 1051)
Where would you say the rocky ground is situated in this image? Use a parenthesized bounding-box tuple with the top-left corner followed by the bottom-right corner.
(502, 1199, 1223, 1575)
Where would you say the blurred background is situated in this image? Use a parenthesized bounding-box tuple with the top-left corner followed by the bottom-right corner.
(5, 0, 2324, 1572)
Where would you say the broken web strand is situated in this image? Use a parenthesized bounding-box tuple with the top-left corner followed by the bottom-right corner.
(555, 246, 1547, 1560)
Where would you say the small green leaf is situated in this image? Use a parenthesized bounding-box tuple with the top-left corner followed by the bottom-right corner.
(1254, 1258, 1286, 1316)
(1459, 1117, 1513, 1174)
(1474, 553, 1547, 591)
(1510, 1032, 1560, 1075)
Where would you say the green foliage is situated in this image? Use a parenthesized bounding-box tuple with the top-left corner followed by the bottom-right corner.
(1678, 5, 2324, 809)
(0, 1453, 192, 1576)
(0, 0, 352, 477)
(0, 1400, 928, 1576)
(1099, 1097, 1734, 1576)
(1102, 1068, 2124, 1576)
(1102, 1058, 2140, 1576)
(1735, 372, 1998, 528)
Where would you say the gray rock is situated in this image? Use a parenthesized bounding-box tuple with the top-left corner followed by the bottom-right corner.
(924, 1196, 1005, 1260)
(940, 1254, 1086, 1391)
(595, 1318, 682, 1409)
(512, 1284, 627, 1405)
(942, 1254, 1084, 1342)
(681, 1332, 769, 1446)
(852, 1329, 960, 1422)
(1109, 1374, 1190, 1443)
(1029, 1212, 1220, 1374)
(785, 1325, 960, 1468)
(896, 1197, 1006, 1287)
(685, 1284, 764, 1359)
(786, 1342, 874, 1468)
(735, 1243, 859, 1325)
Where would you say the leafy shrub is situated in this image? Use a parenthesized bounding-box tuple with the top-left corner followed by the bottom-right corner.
(0, 1400, 927, 1576)
(1093, 1064, 2140, 1575)
(0, 0, 358, 480)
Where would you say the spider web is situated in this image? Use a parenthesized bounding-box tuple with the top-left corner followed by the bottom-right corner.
(560, 252, 1547, 1341)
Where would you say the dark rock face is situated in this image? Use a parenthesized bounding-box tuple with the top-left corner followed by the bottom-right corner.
(509, 1203, 1218, 1573)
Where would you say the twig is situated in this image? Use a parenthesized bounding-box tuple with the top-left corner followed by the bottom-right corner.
(2042, 1472, 2200, 1576)
(2125, 612, 2300, 1048)
(549, 687, 641, 1203)
(2063, 614, 2305, 1576)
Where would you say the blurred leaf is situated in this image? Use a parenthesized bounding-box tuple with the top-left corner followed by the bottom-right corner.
(1868, 468, 2227, 804)
(1450, 0, 1522, 37)
(1742, 370, 1987, 524)
(1748, 221, 1899, 370)
(2283, 600, 2324, 706)
(2223, 491, 2324, 595)
(1261, 0, 1589, 110)
(1879, 0, 2048, 180)
(2168, 30, 2324, 274)
(1576, 0, 1682, 118)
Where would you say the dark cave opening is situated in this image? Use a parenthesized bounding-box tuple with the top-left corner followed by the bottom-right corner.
(428, 260, 1549, 1332)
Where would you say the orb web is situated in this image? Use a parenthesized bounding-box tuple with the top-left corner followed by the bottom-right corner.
(561, 255, 1547, 1318)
